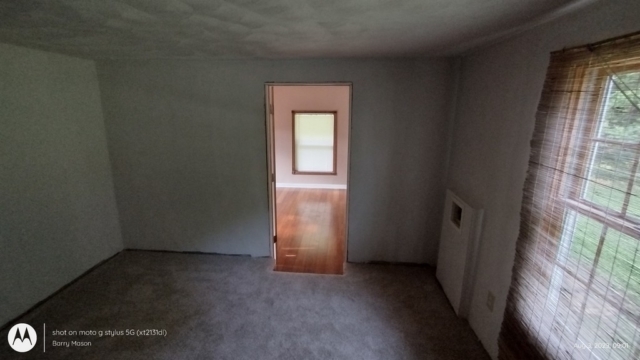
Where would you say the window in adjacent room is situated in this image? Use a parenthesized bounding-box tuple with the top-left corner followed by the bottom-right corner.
(499, 33, 640, 360)
(292, 111, 337, 175)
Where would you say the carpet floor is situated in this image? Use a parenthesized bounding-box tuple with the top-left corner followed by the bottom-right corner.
(1, 251, 489, 359)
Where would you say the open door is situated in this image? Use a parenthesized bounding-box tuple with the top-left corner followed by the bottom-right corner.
(265, 83, 351, 274)
(265, 85, 277, 257)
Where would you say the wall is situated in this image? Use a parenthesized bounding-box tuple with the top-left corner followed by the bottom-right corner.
(444, 1, 640, 358)
(273, 85, 350, 189)
(0, 44, 123, 326)
(97, 59, 452, 263)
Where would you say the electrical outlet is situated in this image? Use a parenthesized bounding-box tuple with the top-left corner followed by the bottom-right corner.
(486, 291, 495, 312)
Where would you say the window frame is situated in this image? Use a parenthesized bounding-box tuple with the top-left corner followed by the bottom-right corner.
(291, 110, 338, 176)
(563, 63, 640, 241)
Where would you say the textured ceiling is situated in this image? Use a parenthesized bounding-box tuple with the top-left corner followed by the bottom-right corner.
(0, 0, 584, 59)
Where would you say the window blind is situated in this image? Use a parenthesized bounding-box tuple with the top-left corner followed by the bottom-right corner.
(499, 33, 640, 360)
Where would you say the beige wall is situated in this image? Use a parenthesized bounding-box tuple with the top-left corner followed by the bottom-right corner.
(0, 44, 123, 327)
(273, 85, 350, 188)
(98, 58, 452, 264)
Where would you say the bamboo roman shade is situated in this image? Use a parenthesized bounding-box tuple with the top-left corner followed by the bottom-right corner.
(499, 33, 640, 359)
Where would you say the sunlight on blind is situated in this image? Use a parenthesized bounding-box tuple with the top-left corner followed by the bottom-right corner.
(499, 33, 640, 360)
(294, 113, 336, 173)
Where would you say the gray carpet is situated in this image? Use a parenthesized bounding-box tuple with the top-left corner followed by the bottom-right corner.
(1, 251, 489, 359)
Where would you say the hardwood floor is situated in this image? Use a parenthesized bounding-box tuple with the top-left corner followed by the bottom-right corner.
(274, 188, 346, 275)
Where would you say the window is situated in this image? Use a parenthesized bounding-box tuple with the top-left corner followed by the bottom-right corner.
(560, 67, 640, 358)
(292, 111, 337, 175)
(499, 34, 640, 360)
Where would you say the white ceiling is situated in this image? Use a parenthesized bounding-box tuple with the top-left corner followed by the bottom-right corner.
(0, 0, 588, 59)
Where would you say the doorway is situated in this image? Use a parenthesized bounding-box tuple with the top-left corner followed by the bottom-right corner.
(265, 83, 351, 275)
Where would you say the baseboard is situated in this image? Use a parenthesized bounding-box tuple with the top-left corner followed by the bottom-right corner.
(276, 183, 347, 189)
(0, 250, 123, 332)
(125, 248, 255, 257)
(364, 260, 433, 268)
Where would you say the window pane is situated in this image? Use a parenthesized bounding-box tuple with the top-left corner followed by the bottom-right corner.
(598, 71, 640, 142)
(566, 220, 640, 359)
(590, 228, 640, 357)
(294, 113, 335, 173)
(557, 211, 599, 307)
(581, 143, 634, 213)
(626, 171, 640, 218)
(604, 228, 640, 299)
(569, 214, 604, 270)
